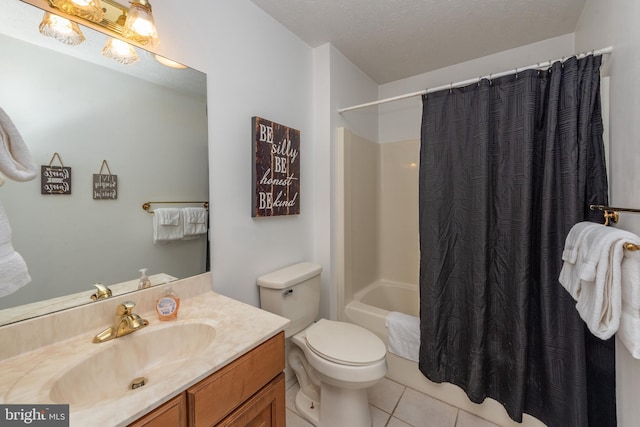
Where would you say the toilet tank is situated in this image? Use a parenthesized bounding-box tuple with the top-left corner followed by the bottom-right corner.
(257, 262, 322, 337)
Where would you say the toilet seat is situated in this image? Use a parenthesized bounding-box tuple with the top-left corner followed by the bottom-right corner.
(305, 319, 386, 366)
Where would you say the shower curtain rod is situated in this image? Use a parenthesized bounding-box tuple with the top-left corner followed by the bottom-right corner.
(338, 46, 613, 113)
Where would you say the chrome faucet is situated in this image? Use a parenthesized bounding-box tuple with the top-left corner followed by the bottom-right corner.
(90, 283, 112, 301)
(92, 301, 149, 343)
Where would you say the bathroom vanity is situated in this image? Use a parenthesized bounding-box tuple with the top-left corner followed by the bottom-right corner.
(0, 273, 289, 427)
(131, 332, 285, 427)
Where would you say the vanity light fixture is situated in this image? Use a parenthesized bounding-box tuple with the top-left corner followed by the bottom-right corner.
(38, 11, 86, 45)
(48, 0, 104, 23)
(41, 0, 160, 48)
(102, 37, 139, 64)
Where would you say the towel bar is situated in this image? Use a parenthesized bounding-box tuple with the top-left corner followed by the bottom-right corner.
(142, 201, 209, 214)
(589, 205, 640, 249)
(589, 205, 640, 214)
(589, 204, 640, 226)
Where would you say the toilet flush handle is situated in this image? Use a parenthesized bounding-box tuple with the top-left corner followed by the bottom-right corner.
(283, 288, 293, 297)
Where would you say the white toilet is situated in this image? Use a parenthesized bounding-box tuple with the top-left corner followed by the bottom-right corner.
(257, 262, 387, 427)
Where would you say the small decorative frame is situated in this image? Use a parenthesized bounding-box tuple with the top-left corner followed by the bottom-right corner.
(92, 160, 118, 200)
(251, 116, 300, 217)
(41, 152, 71, 195)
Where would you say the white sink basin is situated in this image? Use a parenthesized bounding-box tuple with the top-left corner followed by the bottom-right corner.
(47, 320, 216, 405)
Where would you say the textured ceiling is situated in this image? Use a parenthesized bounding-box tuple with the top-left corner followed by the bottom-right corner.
(250, 0, 587, 84)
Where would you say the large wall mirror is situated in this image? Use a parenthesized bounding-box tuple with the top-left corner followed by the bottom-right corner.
(0, 0, 209, 325)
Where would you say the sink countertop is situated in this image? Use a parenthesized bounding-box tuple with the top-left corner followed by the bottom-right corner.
(0, 273, 178, 326)
(0, 273, 290, 427)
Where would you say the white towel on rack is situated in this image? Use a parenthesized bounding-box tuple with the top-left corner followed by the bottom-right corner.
(386, 311, 420, 362)
(0, 108, 37, 182)
(618, 250, 640, 359)
(618, 309, 640, 359)
(153, 208, 183, 244)
(559, 222, 602, 299)
(560, 222, 640, 339)
(182, 207, 207, 238)
(0, 200, 31, 297)
(620, 251, 640, 316)
(562, 221, 598, 264)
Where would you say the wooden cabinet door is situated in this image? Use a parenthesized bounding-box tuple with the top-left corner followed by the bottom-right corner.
(188, 332, 285, 427)
(215, 373, 285, 427)
(128, 393, 187, 427)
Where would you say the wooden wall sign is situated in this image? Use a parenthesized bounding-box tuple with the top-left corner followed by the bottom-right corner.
(252, 117, 300, 217)
(92, 160, 117, 200)
(41, 153, 71, 195)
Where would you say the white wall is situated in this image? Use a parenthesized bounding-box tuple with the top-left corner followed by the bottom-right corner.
(377, 34, 575, 143)
(149, 0, 315, 307)
(313, 44, 379, 318)
(575, 1, 640, 425)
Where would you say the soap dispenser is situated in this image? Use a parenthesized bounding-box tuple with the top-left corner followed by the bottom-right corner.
(156, 285, 180, 321)
(138, 268, 151, 290)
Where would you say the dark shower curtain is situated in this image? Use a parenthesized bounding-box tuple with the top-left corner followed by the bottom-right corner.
(418, 55, 615, 427)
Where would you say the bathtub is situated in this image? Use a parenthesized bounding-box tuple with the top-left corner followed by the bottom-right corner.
(345, 280, 418, 348)
(344, 280, 544, 427)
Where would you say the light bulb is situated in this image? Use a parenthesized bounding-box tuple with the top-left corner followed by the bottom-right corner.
(102, 38, 139, 65)
(122, 0, 158, 47)
(39, 12, 85, 46)
(49, 0, 104, 22)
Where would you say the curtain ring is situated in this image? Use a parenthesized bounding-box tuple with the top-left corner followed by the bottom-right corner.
(515, 68, 518, 79)
(449, 82, 453, 93)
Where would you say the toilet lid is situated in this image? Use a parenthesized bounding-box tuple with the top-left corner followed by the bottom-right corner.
(305, 319, 387, 366)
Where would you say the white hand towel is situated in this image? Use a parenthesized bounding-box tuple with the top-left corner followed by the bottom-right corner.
(568, 225, 640, 339)
(577, 225, 635, 282)
(618, 309, 640, 359)
(386, 311, 420, 362)
(618, 251, 640, 359)
(0, 200, 31, 297)
(559, 222, 602, 299)
(621, 251, 640, 316)
(0, 108, 37, 182)
(562, 221, 599, 264)
(182, 207, 207, 238)
(574, 238, 624, 339)
(153, 208, 183, 244)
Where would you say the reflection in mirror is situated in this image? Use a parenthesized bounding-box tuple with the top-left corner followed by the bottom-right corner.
(0, 0, 209, 326)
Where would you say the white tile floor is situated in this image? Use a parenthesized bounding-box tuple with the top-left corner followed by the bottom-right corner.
(286, 377, 501, 427)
